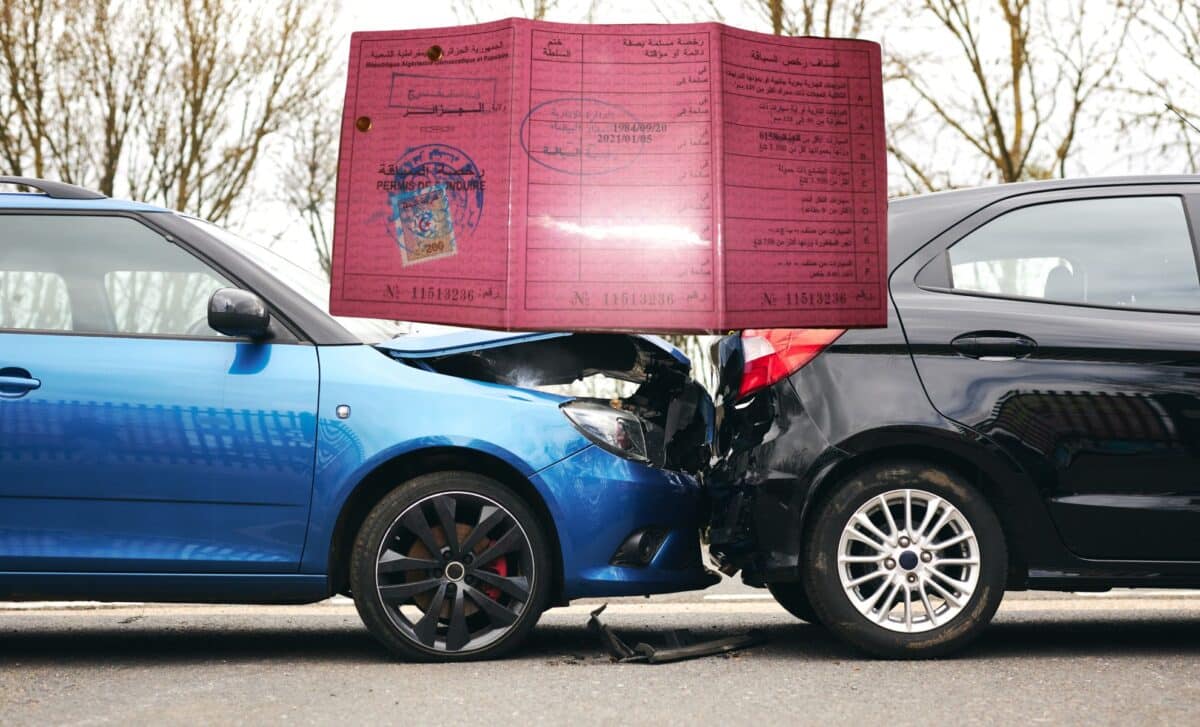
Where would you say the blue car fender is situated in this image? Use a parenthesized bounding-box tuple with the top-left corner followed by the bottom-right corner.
(300, 344, 591, 574)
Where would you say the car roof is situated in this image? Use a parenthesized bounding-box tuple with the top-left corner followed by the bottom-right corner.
(0, 192, 168, 213)
(886, 174, 1200, 264)
(891, 173, 1200, 208)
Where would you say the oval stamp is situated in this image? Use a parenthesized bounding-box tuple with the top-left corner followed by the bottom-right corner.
(519, 98, 644, 176)
(386, 143, 484, 265)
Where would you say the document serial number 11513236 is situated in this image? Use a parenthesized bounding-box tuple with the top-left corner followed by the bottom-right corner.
(785, 290, 848, 307)
(600, 291, 676, 308)
(411, 285, 475, 303)
(386, 284, 490, 304)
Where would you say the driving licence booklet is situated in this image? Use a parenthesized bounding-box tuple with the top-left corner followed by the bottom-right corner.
(330, 18, 886, 332)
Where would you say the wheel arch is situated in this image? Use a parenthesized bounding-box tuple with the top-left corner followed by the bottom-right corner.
(799, 428, 1048, 588)
(326, 446, 565, 604)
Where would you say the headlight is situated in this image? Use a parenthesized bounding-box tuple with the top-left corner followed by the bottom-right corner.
(560, 401, 649, 463)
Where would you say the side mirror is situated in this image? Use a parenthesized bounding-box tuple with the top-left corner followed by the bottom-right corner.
(208, 288, 271, 340)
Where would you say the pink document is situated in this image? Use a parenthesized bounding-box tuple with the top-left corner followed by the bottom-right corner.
(331, 19, 886, 332)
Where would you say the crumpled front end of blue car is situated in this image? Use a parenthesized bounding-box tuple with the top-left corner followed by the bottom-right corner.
(381, 330, 720, 599)
(533, 443, 719, 598)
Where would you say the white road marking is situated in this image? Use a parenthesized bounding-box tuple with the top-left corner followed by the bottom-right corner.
(702, 594, 775, 601)
(0, 601, 145, 610)
(5, 590, 1200, 614)
(1074, 589, 1200, 598)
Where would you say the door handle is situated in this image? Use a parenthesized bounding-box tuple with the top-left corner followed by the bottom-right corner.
(950, 332, 1037, 360)
(0, 368, 41, 398)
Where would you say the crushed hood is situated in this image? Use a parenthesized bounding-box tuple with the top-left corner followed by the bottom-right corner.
(378, 330, 690, 387)
(380, 328, 712, 473)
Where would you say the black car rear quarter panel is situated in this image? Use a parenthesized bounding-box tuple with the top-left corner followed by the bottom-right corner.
(708, 373, 828, 583)
(710, 308, 973, 585)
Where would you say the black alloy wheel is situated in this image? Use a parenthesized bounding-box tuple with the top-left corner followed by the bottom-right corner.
(351, 471, 551, 661)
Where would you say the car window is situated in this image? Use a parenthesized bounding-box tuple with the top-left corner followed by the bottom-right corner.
(104, 270, 231, 336)
(946, 196, 1200, 312)
(0, 214, 234, 337)
(0, 271, 72, 331)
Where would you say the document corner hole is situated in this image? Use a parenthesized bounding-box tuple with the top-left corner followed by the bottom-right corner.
(355, 116, 372, 133)
(427, 45, 444, 62)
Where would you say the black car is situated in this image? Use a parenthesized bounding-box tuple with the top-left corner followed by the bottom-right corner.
(708, 176, 1200, 658)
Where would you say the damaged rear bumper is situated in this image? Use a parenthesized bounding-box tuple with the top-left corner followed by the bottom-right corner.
(708, 377, 841, 586)
(534, 444, 719, 599)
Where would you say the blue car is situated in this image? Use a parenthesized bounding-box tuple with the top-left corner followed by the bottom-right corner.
(0, 177, 718, 660)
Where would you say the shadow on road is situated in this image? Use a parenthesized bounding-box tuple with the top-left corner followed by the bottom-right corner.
(4, 615, 1200, 665)
(969, 617, 1200, 659)
(0, 625, 388, 666)
(741, 617, 1200, 661)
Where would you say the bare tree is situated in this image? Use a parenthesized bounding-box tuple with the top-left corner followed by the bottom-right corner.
(453, 0, 561, 23)
(744, 0, 876, 37)
(70, 1, 160, 196)
(0, 0, 83, 182)
(129, 0, 335, 224)
(1130, 0, 1200, 172)
(280, 115, 338, 276)
(1, 0, 158, 194)
(888, 0, 1138, 191)
(649, 0, 725, 24)
(652, 0, 874, 34)
(1, 0, 335, 225)
(523, 0, 559, 18)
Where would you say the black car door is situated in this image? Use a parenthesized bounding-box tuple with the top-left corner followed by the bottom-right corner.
(891, 185, 1200, 561)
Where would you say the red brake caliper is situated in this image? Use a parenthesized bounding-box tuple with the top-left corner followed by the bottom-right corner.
(480, 545, 507, 601)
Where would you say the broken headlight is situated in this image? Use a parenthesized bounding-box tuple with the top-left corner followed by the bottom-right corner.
(560, 401, 649, 463)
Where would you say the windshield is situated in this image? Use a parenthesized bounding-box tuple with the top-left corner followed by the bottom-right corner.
(183, 216, 405, 343)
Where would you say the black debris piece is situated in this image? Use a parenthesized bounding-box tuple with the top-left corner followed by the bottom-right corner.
(586, 604, 766, 664)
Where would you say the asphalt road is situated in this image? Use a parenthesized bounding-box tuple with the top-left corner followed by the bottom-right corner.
(4, 580, 1200, 726)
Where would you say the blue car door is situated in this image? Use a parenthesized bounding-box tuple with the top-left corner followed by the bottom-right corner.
(0, 213, 318, 572)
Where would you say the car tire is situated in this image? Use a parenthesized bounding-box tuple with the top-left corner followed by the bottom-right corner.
(350, 471, 552, 662)
(803, 461, 1006, 659)
(767, 581, 820, 624)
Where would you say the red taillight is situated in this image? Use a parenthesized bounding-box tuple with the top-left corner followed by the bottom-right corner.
(738, 328, 845, 398)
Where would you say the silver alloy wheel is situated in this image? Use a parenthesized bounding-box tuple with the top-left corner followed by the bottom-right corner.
(374, 491, 535, 654)
(836, 488, 981, 634)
